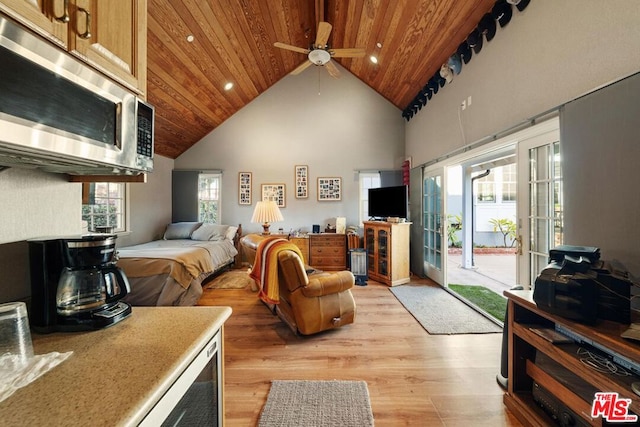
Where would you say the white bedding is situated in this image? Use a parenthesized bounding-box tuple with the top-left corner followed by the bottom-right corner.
(117, 238, 238, 306)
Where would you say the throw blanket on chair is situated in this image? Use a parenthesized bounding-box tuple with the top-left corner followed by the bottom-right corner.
(249, 237, 303, 304)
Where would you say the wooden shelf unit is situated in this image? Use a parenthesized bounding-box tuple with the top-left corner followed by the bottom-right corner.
(363, 221, 410, 286)
(504, 290, 640, 426)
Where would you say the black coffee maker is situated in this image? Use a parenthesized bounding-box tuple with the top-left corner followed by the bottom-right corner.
(29, 235, 132, 333)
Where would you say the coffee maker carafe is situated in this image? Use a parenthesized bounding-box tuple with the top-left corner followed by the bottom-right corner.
(29, 235, 132, 333)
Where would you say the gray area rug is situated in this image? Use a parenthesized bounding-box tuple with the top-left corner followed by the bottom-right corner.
(258, 380, 374, 427)
(390, 285, 502, 334)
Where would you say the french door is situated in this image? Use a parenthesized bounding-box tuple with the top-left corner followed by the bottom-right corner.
(516, 121, 562, 288)
(423, 168, 444, 284)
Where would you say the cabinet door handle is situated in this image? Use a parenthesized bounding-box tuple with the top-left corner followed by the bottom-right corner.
(77, 7, 92, 39)
(53, 0, 70, 23)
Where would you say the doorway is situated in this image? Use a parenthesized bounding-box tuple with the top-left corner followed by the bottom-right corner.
(418, 118, 562, 321)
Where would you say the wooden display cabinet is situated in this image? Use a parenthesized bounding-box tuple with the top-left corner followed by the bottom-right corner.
(504, 290, 640, 426)
(363, 221, 410, 286)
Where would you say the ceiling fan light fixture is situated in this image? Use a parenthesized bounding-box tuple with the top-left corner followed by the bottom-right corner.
(308, 49, 331, 65)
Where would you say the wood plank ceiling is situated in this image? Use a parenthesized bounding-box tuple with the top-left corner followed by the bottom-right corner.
(147, 0, 498, 158)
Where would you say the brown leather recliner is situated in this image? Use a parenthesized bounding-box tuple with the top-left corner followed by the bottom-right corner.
(240, 233, 356, 335)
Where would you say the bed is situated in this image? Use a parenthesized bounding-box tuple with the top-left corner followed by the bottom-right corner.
(116, 222, 241, 306)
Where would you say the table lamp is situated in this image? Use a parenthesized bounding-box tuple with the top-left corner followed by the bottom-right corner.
(251, 200, 283, 235)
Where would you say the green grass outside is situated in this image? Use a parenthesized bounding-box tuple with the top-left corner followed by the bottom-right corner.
(448, 284, 507, 322)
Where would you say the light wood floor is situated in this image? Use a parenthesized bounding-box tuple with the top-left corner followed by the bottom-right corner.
(198, 275, 522, 426)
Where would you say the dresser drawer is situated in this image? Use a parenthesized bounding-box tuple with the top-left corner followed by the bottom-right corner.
(310, 246, 344, 256)
(309, 234, 347, 270)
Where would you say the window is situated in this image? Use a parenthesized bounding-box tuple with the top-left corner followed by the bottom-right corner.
(475, 172, 495, 202)
(198, 173, 221, 223)
(359, 172, 381, 224)
(501, 163, 517, 202)
(82, 183, 126, 232)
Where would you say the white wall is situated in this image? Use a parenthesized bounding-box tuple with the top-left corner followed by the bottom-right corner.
(175, 63, 405, 234)
(405, 1, 640, 165)
(0, 168, 81, 244)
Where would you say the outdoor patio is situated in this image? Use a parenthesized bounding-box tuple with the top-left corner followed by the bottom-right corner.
(447, 252, 518, 296)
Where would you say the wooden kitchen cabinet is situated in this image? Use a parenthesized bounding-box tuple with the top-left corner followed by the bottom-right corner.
(0, 0, 147, 95)
(364, 221, 410, 286)
(309, 233, 346, 271)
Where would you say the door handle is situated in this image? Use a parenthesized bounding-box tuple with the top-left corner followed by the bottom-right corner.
(515, 235, 523, 255)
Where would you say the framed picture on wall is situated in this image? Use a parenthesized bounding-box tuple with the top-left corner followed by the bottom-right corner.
(317, 177, 341, 201)
(238, 172, 252, 205)
(261, 183, 286, 208)
(294, 165, 308, 199)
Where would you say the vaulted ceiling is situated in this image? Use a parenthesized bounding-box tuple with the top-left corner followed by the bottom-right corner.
(147, 0, 498, 158)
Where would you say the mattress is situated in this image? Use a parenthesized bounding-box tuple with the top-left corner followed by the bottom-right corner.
(117, 238, 238, 306)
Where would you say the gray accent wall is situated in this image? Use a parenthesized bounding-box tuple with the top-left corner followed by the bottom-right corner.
(175, 62, 405, 234)
(561, 73, 640, 276)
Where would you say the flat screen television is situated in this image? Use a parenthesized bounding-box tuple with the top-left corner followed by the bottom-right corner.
(368, 185, 408, 220)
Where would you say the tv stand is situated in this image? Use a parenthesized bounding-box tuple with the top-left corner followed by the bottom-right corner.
(363, 221, 410, 286)
(504, 290, 640, 426)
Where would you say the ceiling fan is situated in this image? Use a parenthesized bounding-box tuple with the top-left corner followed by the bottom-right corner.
(274, 21, 365, 78)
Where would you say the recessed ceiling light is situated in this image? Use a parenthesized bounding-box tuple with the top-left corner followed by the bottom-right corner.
(224, 82, 234, 91)
(376, 42, 383, 48)
(186, 34, 194, 43)
(369, 55, 378, 64)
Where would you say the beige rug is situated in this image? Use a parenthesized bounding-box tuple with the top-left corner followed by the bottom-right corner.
(204, 269, 254, 290)
(258, 380, 374, 427)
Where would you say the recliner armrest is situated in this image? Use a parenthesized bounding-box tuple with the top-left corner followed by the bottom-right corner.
(301, 271, 355, 298)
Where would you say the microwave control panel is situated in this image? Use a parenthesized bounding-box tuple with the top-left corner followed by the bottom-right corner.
(136, 101, 154, 159)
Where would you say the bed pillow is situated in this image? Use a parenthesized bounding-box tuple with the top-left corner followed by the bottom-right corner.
(225, 225, 238, 241)
(163, 222, 202, 240)
(191, 223, 229, 241)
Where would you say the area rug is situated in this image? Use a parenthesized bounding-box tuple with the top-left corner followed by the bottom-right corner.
(204, 269, 254, 290)
(258, 380, 374, 427)
(389, 284, 502, 335)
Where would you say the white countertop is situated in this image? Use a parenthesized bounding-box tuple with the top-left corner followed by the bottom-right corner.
(0, 306, 232, 426)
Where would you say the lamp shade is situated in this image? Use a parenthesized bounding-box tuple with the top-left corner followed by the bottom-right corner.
(251, 200, 283, 224)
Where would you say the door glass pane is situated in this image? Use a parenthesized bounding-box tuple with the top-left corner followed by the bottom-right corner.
(423, 175, 442, 271)
(528, 139, 563, 284)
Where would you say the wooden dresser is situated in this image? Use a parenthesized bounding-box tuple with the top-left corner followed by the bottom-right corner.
(289, 236, 310, 264)
(309, 233, 347, 271)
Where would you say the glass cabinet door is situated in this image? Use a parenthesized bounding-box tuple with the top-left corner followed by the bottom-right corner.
(377, 228, 388, 277)
(365, 226, 375, 274)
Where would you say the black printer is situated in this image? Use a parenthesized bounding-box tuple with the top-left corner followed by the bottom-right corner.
(533, 245, 631, 325)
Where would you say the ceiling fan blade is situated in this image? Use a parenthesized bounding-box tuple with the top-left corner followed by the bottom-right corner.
(290, 60, 313, 75)
(315, 21, 332, 47)
(331, 48, 366, 58)
(325, 60, 341, 79)
(274, 42, 310, 55)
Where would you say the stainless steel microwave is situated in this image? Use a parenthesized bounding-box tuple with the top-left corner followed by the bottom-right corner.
(0, 14, 153, 175)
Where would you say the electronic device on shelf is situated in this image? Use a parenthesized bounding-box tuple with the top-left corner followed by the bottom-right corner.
(532, 381, 591, 427)
(533, 245, 632, 325)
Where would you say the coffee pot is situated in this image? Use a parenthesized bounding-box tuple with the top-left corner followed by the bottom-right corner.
(56, 264, 129, 316)
(29, 235, 132, 333)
